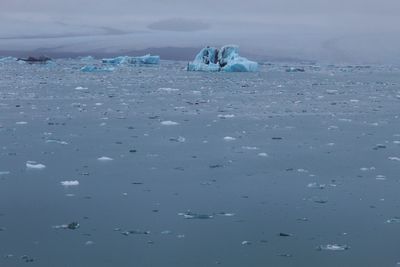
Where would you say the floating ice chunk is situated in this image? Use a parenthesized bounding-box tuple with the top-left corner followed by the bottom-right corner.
(223, 136, 236, 141)
(385, 217, 400, 224)
(318, 244, 350, 251)
(75, 86, 88, 90)
(97, 156, 113, 161)
(60, 180, 79, 187)
(170, 136, 186, 142)
(26, 161, 46, 170)
(161, 120, 179, 126)
(241, 241, 252, 245)
(0, 171, 10, 175)
(53, 222, 80, 230)
(218, 114, 235, 119)
(102, 55, 160, 65)
(158, 87, 180, 92)
(307, 182, 326, 189)
(80, 65, 115, 72)
(178, 211, 213, 219)
(187, 45, 258, 72)
(85, 241, 95, 246)
(388, 157, 400, 161)
(45, 139, 68, 145)
(161, 230, 172, 235)
(16, 121, 28, 125)
(258, 152, 268, 157)
(242, 146, 258, 150)
(376, 175, 386, 180)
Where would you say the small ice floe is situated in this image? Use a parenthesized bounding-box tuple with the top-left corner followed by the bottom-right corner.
(376, 175, 386, 181)
(97, 156, 113, 161)
(16, 121, 28, 125)
(178, 211, 214, 219)
(53, 222, 80, 230)
(60, 180, 79, 187)
(242, 146, 258, 150)
(307, 182, 326, 189)
(317, 244, 350, 251)
(85, 241, 94, 246)
(241, 241, 252, 245)
(158, 87, 179, 92)
(75, 86, 88, 90)
(393, 141, 400, 144)
(360, 167, 376, 171)
(385, 217, 400, 224)
(223, 136, 236, 141)
(0, 171, 10, 175)
(120, 230, 151, 236)
(26, 161, 46, 170)
(218, 114, 235, 119)
(161, 230, 172, 235)
(161, 120, 179, 126)
(45, 139, 68, 145)
(258, 152, 268, 157)
(388, 157, 400, 162)
(169, 136, 186, 143)
(177, 234, 185, 239)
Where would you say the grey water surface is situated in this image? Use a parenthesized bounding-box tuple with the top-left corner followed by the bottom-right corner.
(1, 59, 400, 267)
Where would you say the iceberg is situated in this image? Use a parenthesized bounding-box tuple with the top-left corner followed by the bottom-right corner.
(187, 45, 258, 72)
(17, 56, 52, 64)
(102, 54, 160, 65)
(0, 56, 17, 62)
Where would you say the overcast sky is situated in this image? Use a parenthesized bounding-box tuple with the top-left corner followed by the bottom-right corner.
(1, 0, 400, 63)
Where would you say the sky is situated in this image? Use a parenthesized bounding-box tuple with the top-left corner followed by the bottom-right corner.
(1, 0, 400, 63)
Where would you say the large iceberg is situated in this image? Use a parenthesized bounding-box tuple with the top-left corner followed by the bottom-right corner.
(187, 45, 258, 72)
(102, 54, 160, 65)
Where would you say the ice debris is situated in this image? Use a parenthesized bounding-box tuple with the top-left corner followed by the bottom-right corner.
(53, 222, 80, 230)
(385, 217, 400, 224)
(97, 156, 113, 161)
(178, 211, 214, 219)
(161, 120, 179, 126)
(60, 180, 79, 187)
(26, 161, 46, 170)
(80, 65, 115, 72)
(317, 244, 350, 251)
(102, 54, 160, 65)
(187, 45, 258, 72)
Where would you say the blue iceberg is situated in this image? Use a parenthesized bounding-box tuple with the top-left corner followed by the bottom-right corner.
(80, 65, 115, 72)
(187, 45, 258, 72)
(0, 56, 17, 62)
(102, 54, 160, 65)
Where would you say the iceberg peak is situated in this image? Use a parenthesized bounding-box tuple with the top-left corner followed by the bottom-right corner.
(187, 45, 258, 72)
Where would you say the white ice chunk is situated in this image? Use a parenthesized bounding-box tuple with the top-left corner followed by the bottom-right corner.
(26, 161, 46, 170)
(97, 156, 113, 161)
(60, 180, 79, 187)
(161, 120, 179, 126)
